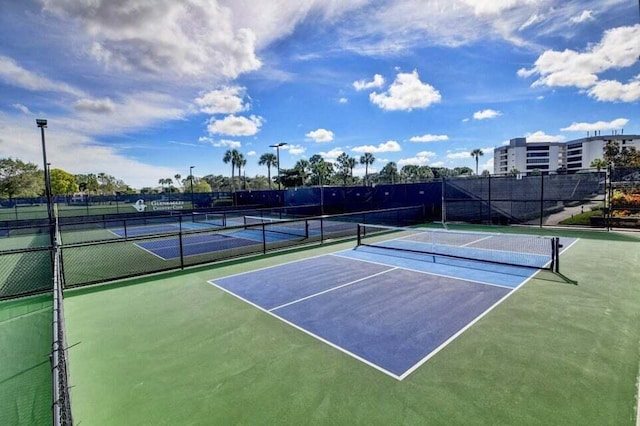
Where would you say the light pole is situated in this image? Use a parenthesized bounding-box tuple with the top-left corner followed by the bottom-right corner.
(269, 143, 287, 190)
(189, 166, 195, 210)
(36, 119, 54, 245)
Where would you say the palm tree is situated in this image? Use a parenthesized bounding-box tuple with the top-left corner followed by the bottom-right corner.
(590, 158, 607, 173)
(236, 154, 247, 189)
(258, 153, 278, 189)
(222, 149, 239, 194)
(294, 159, 311, 185)
(470, 149, 484, 175)
(359, 153, 375, 186)
(347, 156, 356, 184)
(174, 174, 182, 191)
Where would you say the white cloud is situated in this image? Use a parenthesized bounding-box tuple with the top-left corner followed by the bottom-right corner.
(283, 144, 306, 155)
(195, 86, 249, 114)
(318, 147, 344, 160)
(398, 151, 436, 166)
(409, 134, 449, 143)
(446, 151, 471, 160)
(570, 10, 594, 24)
(306, 128, 334, 143)
(207, 115, 263, 136)
(560, 118, 629, 132)
(74, 97, 115, 113)
(525, 131, 565, 142)
(247, 150, 256, 156)
(369, 70, 441, 111)
(352, 140, 402, 153)
(42, 1, 262, 81)
(12, 103, 31, 114)
(518, 24, 640, 99)
(58, 91, 188, 136)
(338, 97, 348, 104)
(587, 76, 640, 102)
(473, 109, 502, 120)
(0, 55, 85, 96)
(353, 74, 385, 91)
(0, 114, 178, 189)
(212, 139, 242, 148)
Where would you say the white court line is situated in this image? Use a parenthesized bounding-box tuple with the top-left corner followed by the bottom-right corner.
(208, 278, 403, 380)
(206, 236, 581, 381)
(208, 252, 331, 282)
(269, 267, 397, 312)
(399, 270, 538, 380)
(330, 252, 518, 290)
(133, 242, 167, 260)
(461, 235, 493, 247)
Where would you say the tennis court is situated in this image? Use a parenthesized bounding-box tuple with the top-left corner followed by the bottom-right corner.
(210, 228, 576, 379)
(2, 224, 639, 425)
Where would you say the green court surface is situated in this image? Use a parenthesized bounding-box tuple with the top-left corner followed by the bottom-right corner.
(0, 295, 52, 426)
(59, 227, 640, 425)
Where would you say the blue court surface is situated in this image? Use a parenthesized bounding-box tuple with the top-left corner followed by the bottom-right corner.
(135, 228, 304, 260)
(209, 238, 576, 379)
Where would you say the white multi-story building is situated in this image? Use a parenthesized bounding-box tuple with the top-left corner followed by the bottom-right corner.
(493, 134, 640, 175)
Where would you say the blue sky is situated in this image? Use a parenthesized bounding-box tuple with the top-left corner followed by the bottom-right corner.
(0, 0, 638, 188)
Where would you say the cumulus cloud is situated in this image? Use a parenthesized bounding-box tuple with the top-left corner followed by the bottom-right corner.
(352, 140, 401, 153)
(525, 131, 565, 142)
(369, 70, 441, 111)
(42, 0, 262, 80)
(213, 139, 242, 148)
(306, 128, 334, 143)
(446, 151, 472, 160)
(247, 150, 256, 156)
(409, 134, 449, 143)
(338, 97, 348, 104)
(560, 118, 629, 132)
(353, 74, 385, 91)
(207, 115, 263, 136)
(473, 109, 502, 120)
(318, 147, 344, 160)
(587, 76, 640, 103)
(195, 85, 249, 114)
(518, 24, 640, 101)
(283, 144, 306, 155)
(398, 151, 435, 166)
(74, 97, 115, 113)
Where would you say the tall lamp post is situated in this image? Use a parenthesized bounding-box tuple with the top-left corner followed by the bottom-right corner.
(36, 119, 54, 245)
(189, 166, 195, 210)
(269, 143, 287, 190)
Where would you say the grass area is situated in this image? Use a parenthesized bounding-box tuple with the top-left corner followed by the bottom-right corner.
(63, 227, 640, 425)
(559, 209, 603, 226)
(0, 294, 52, 426)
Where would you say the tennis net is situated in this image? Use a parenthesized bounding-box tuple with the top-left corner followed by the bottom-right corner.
(52, 217, 73, 425)
(243, 215, 309, 239)
(357, 224, 560, 271)
(192, 212, 226, 227)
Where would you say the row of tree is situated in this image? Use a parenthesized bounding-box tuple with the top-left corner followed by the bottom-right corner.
(1, 141, 636, 198)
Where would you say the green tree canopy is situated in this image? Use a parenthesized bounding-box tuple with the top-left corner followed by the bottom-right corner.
(50, 168, 78, 195)
(0, 158, 42, 198)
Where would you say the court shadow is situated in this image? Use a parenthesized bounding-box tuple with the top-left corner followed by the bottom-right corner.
(535, 269, 578, 285)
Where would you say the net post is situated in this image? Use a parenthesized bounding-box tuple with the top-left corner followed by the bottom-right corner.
(304, 220, 309, 239)
(178, 230, 185, 270)
(320, 217, 324, 243)
(357, 223, 361, 246)
(554, 237, 560, 273)
(262, 224, 267, 254)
